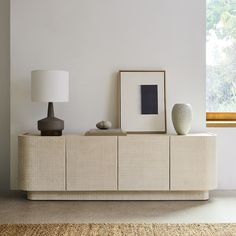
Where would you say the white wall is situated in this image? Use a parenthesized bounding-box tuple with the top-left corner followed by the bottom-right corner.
(11, 0, 206, 188)
(0, 0, 10, 191)
(207, 128, 236, 189)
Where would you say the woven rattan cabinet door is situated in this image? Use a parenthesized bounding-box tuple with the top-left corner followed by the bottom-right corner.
(170, 135, 217, 191)
(118, 135, 169, 191)
(67, 136, 117, 191)
(18, 135, 66, 191)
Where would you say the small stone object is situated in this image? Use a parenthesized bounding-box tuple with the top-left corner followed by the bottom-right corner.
(96, 121, 112, 130)
(172, 104, 192, 135)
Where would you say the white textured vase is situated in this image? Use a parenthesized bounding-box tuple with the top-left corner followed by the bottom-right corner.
(172, 104, 192, 135)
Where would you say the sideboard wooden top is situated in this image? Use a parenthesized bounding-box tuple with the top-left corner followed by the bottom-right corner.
(19, 133, 216, 137)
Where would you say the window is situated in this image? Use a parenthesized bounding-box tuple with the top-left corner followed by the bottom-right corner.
(206, 0, 236, 124)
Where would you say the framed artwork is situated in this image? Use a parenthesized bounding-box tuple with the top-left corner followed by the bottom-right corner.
(119, 70, 166, 133)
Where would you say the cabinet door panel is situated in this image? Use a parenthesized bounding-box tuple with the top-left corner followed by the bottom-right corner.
(118, 135, 169, 190)
(170, 135, 216, 190)
(18, 135, 65, 191)
(67, 136, 117, 191)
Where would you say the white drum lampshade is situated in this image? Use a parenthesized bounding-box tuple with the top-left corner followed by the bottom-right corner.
(31, 70, 69, 136)
(31, 70, 69, 102)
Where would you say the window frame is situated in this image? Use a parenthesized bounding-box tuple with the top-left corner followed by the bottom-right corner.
(207, 112, 236, 121)
(206, 112, 236, 127)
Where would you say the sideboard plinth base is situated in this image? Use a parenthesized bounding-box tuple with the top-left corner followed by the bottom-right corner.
(27, 191, 210, 201)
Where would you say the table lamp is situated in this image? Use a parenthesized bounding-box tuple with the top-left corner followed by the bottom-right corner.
(31, 70, 69, 136)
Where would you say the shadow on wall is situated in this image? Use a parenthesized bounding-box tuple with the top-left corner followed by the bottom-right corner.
(107, 71, 119, 128)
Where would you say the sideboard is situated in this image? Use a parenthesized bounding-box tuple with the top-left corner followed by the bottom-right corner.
(18, 133, 216, 200)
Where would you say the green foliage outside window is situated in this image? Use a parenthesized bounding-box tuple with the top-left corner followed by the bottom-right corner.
(207, 0, 236, 111)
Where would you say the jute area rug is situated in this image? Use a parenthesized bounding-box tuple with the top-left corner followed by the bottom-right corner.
(0, 224, 236, 236)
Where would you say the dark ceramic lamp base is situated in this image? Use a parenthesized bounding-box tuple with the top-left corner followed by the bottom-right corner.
(39, 126, 63, 136)
(38, 102, 64, 136)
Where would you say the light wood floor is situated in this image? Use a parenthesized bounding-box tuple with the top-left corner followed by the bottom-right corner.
(0, 191, 235, 224)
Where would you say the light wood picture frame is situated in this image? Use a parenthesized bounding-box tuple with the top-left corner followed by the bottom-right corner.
(119, 70, 166, 133)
